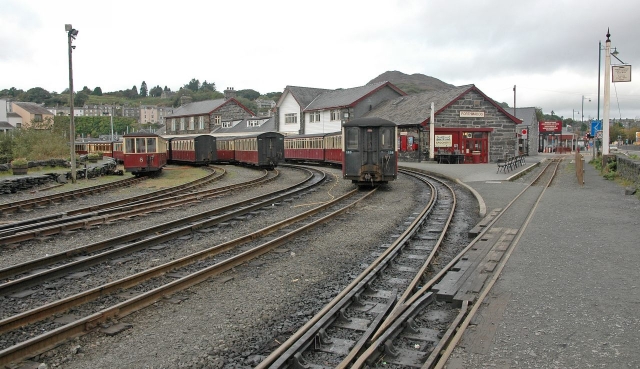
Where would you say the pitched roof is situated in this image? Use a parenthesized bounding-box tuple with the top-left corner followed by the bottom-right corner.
(281, 86, 331, 109)
(166, 98, 254, 118)
(0, 121, 14, 129)
(211, 116, 276, 135)
(304, 81, 406, 111)
(513, 107, 537, 127)
(14, 102, 53, 115)
(364, 85, 521, 125)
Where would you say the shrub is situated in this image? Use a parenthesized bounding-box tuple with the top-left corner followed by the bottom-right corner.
(10, 158, 28, 167)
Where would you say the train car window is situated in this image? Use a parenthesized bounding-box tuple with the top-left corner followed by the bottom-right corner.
(125, 138, 136, 153)
(346, 127, 359, 150)
(380, 128, 392, 149)
(135, 138, 146, 153)
(147, 138, 157, 153)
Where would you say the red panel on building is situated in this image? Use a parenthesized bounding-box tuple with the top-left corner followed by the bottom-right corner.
(539, 121, 562, 133)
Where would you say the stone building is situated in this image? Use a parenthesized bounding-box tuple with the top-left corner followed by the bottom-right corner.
(364, 85, 522, 163)
(164, 95, 255, 135)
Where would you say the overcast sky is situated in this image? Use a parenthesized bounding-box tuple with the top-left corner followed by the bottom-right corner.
(2, 0, 639, 121)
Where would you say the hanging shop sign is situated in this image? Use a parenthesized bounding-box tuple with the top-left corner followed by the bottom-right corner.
(612, 65, 632, 82)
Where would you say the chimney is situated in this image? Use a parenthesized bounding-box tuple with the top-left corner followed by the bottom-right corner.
(180, 96, 193, 106)
(224, 87, 236, 100)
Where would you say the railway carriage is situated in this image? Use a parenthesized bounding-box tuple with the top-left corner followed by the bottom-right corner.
(168, 135, 216, 165)
(75, 141, 115, 158)
(122, 132, 168, 175)
(214, 136, 236, 163)
(232, 132, 284, 169)
(284, 131, 343, 165)
(112, 141, 124, 163)
(342, 117, 398, 185)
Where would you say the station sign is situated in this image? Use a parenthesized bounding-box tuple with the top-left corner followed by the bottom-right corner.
(521, 128, 528, 138)
(612, 65, 632, 82)
(434, 134, 453, 147)
(460, 111, 485, 118)
(538, 121, 562, 133)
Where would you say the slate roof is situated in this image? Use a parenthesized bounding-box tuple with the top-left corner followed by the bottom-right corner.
(364, 85, 521, 125)
(305, 81, 405, 111)
(513, 107, 537, 127)
(166, 98, 254, 118)
(210, 116, 276, 135)
(0, 121, 14, 129)
(283, 86, 331, 109)
(13, 102, 53, 115)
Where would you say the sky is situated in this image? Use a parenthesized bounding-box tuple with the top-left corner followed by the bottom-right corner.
(2, 0, 639, 121)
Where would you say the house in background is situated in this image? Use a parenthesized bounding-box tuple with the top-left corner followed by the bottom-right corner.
(164, 89, 255, 135)
(276, 81, 406, 135)
(11, 102, 55, 129)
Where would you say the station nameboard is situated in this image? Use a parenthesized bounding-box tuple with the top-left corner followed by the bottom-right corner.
(539, 121, 562, 133)
(460, 111, 485, 118)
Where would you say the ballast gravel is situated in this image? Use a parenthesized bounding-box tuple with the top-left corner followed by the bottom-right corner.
(2, 165, 479, 369)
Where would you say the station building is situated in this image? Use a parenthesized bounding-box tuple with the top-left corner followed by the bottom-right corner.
(364, 85, 523, 163)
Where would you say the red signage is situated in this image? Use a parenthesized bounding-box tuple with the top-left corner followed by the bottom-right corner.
(538, 121, 562, 133)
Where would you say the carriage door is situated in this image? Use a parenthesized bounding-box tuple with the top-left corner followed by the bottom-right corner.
(363, 127, 379, 171)
(379, 126, 394, 176)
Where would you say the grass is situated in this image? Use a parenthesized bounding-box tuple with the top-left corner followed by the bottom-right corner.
(135, 165, 211, 189)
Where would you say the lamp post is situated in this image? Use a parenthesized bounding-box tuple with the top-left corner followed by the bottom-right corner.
(65, 24, 78, 183)
(581, 96, 590, 125)
(104, 105, 114, 141)
(572, 109, 579, 123)
(602, 30, 612, 155)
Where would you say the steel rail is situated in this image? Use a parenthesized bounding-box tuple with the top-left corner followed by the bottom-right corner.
(0, 166, 224, 234)
(0, 175, 370, 367)
(258, 170, 449, 369)
(0, 168, 302, 293)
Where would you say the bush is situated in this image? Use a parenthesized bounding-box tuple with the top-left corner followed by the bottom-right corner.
(10, 158, 28, 167)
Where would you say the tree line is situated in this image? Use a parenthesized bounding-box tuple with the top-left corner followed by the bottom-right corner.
(0, 78, 282, 111)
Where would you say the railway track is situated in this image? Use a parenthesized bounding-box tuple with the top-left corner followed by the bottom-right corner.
(0, 166, 227, 242)
(257, 159, 563, 368)
(0, 165, 352, 366)
(0, 175, 147, 217)
(0, 166, 282, 246)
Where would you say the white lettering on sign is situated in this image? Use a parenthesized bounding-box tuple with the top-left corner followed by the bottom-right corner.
(460, 111, 485, 118)
(435, 135, 453, 147)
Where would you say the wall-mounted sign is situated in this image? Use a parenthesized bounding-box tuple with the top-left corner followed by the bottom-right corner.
(521, 128, 528, 138)
(435, 134, 453, 147)
(538, 121, 562, 133)
(460, 111, 485, 118)
(612, 65, 632, 82)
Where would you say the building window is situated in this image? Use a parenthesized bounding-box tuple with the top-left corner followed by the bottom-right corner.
(189, 117, 194, 130)
(171, 119, 176, 131)
(180, 118, 185, 130)
(308, 112, 320, 123)
(34, 114, 43, 122)
(248, 120, 260, 127)
(214, 116, 221, 125)
(199, 116, 204, 130)
(222, 121, 232, 128)
(330, 110, 340, 121)
(285, 113, 297, 124)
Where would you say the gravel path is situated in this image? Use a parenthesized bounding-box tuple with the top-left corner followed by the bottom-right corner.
(4, 165, 478, 369)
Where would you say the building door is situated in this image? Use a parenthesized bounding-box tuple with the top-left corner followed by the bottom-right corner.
(463, 132, 489, 163)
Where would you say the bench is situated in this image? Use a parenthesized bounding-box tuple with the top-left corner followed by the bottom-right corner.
(497, 155, 527, 173)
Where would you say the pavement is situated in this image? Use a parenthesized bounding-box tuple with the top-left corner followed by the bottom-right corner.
(400, 152, 640, 368)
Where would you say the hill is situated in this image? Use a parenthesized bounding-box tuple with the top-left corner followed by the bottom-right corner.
(367, 70, 455, 94)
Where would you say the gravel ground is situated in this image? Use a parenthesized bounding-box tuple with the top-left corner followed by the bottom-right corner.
(3, 164, 479, 369)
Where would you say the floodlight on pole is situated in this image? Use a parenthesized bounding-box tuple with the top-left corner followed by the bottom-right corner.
(66, 24, 78, 183)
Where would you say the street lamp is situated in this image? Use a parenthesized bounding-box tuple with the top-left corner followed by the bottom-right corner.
(581, 96, 591, 125)
(103, 105, 114, 141)
(572, 109, 579, 123)
(65, 24, 78, 183)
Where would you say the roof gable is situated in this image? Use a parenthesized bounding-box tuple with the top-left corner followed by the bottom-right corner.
(305, 81, 406, 111)
(365, 85, 521, 125)
(14, 102, 53, 115)
(279, 86, 331, 109)
(166, 98, 255, 118)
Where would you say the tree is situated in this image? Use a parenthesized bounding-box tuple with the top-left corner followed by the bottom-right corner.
(81, 86, 91, 94)
(75, 91, 89, 106)
(140, 81, 148, 97)
(92, 87, 103, 96)
(149, 85, 163, 97)
(236, 89, 260, 101)
(24, 87, 52, 103)
(184, 78, 200, 92)
(498, 101, 510, 109)
(201, 80, 216, 92)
